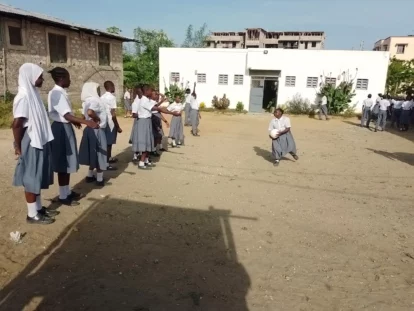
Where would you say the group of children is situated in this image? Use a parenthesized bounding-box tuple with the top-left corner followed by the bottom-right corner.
(360, 93, 414, 132)
(11, 63, 202, 225)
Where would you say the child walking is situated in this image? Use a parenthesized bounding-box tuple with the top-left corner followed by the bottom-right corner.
(48, 67, 98, 206)
(151, 91, 169, 156)
(79, 82, 108, 186)
(190, 93, 201, 136)
(12, 63, 57, 224)
(168, 95, 184, 147)
(130, 86, 143, 162)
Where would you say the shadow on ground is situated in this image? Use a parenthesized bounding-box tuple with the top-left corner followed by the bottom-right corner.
(0, 197, 254, 311)
(253, 146, 294, 164)
(367, 148, 414, 166)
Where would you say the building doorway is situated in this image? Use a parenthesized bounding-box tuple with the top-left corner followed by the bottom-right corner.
(262, 78, 278, 110)
(248, 76, 279, 112)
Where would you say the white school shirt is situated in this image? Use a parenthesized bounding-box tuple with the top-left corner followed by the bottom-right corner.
(402, 100, 413, 110)
(101, 92, 116, 130)
(137, 95, 155, 118)
(83, 99, 108, 128)
(376, 97, 382, 104)
(131, 96, 141, 114)
(185, 94, 193, 104)
(48, 85, 72, 123)
(151, 99, 160, 114)
(321, 96, 327, 106)
(190, 97, 200, 110)
(268, 116, 292, 132)
(124, 91, 130, 100)
(362, 98, 373, 108)
(392, 100, 403, 109)
(379, 99, 390, 111)
(13, 96, 29, 128)
(167, 102, 184, 113)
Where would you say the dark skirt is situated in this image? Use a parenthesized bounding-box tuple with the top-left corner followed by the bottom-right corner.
(169, 115, 184, 141)
(105, 125, 118, 145)
(13, 131, 54, 194)
(50, 122, 79, 174)
(151, 113, 164, 140)
(79, 127, 108, 170)
(137, 118, 155, 152)
(271, 131, 297, 160)
(129, 118, 139, 152)
(400, 109, 411, 125)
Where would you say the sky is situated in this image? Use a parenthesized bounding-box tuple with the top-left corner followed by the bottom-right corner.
(7, 0, 414, 50)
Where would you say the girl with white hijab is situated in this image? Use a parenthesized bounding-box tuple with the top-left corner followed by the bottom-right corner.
(78, 82, 108, 186)
(12, 63, 57, 225)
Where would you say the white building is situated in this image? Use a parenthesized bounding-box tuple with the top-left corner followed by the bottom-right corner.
(159, 48, 389, 113)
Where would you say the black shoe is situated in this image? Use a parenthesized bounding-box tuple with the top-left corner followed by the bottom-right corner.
(27, 214, 55, 225)
(273, 160, 280, 167)
(96, 180, 105, 187)
(292, 154, 299, 161)
(151, 151, 161, 157)
(38, 206, 60, 217)
(59, 198, 80, 206)
(107, 165, 117, 171)
(108, 157, 118, 164)
(68, 191, 83, 200)
(160, 148, 167, 152)
(138, 165, 152, 170)
(145, 162, 156, 167)
(85, 176, 96, 183)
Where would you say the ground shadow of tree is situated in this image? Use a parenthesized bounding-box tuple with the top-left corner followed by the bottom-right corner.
(366, 148, 414, 166)
(0, 197, 254, 311)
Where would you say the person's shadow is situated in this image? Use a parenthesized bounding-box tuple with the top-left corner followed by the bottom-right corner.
(253, 146, 295, 163)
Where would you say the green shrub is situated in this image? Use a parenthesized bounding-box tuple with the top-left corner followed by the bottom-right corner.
(164, 83, 185, 103)
(235, 101, 244, 112)
(0, 99, 13, 128)
(319, 81, 355, 114)
(199, 102, 206, 109)
(212, 94, 230, 110)
(285, 94, 312, 115)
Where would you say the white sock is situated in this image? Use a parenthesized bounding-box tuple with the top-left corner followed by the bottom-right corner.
(27, 202, 38, 218)
(144, 158, 149, 164)
(133, 153, 138, 160)
(66, 185, 71, 196)
(96, 172, 103, 182)
(138, 161, 145, 167)
(36, 195, 42, 211)
(172, 140, 177, 147)
(59, 186, 67, 200)
(87, 170, 94, 178)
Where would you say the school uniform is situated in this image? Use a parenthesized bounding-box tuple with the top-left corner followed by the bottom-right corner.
(361, 98, 373, 127)
(184, 94, 192, 126)
(268, 116, 297, 161)
(190, 97, 200, 134)
(136, 95, 155, 152)
(129, 96, 141, 152)
(391, 100, 403, 128)
(400, 100, 413, 128)
(48, 85, 79, 174)
(319, 95, 328, 120)
(151, 100, 164, 141)
(79, 91, 108, 171)
(101, 92, 118, 145)
(375, 99, 390, 130)
(13, 65, 54, 195)
(367, 103, 380, 127)
(168, 102, 184, 143)
(124, 91, 131, 111)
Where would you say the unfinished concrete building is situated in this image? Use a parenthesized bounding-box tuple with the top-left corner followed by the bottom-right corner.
(206, 28, 325, 50)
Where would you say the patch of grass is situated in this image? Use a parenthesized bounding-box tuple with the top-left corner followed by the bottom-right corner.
(0, 100, 13, 128)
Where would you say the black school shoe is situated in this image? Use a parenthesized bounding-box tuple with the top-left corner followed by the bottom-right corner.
(68, 191, 83, 201)
(38, 206, 60, 217)
(59, 198, 80, 206)
(96, 180, 105, 187)
(151, 151, 161, 157)
(85, 176, 96, 183)
(273, 160, 280, 167)
(27, 214, 55, 225)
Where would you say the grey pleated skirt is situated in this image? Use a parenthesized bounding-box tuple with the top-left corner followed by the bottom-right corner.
(151, 113, 164, 140)
(190, 109, 199, 132)
(271, 131, 297, 160)
(400, 110, 411, 125)
(79, 127, 108, 170)
(124, 99, 131, 111)
(50, 122, 79, 174)
(129, 118, 139, 152)
(13, 131, 54, 194)
(105, 125, 118, 145)
(136, 118, 155, 152)
(184, 103, 191, 125)
(169, 115, 184, 141)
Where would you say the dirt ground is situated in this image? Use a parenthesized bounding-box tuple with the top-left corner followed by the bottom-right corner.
(0, 113, 413, 311)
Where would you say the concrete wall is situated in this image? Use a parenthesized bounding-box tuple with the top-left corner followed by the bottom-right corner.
(388, 37, 414, 61)
(0, 16, 124, 103)
(160, 48, 389, 112)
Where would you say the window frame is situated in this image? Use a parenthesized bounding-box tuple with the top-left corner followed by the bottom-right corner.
(197, 73, 206, 83)
(306, 77, 318, 88)
(97, 40, 112, 66)
(234, 74, 244, 85)
(170, 72, 180, 84)
(325, 77, 337, 86)
(46, 28, 70, 65)
(285, 76, 296, 87)
(218, 74, 228, 85)
(5, 20, 26, 50)
(396, 44, 406, 54)
(356, 78, 369, 90)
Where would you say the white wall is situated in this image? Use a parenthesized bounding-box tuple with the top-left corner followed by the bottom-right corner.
(160, 48, 390, 112)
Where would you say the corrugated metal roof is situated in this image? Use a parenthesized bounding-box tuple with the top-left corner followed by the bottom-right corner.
(0, 3, 135, 42)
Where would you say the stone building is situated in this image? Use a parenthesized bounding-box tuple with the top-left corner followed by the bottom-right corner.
(0, 3, 134, 102)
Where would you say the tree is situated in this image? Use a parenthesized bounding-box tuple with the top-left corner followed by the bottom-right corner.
(106, 26, 122, 34)
(181, 23, 209, 48)
(386, 57, 414, 96)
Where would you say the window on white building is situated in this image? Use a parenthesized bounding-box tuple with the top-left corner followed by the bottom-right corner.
(197, 73, 206, 83)
(356, 79, 369, 90)
(234, 74, 244, 85)
(396, 44, 406, 54)
(306, 77, 318, 88)
(218, 74, 228, 85)
(8, 25, 23, 46)
(285, 76, 296, 87)
(170, 72, 180, 83)
(325, 77, 336, 86)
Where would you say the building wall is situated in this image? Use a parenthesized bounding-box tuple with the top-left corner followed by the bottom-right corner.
(374, 36, 414, 61)
(160, 48, 389, 112)
(0, 16, 124, 103)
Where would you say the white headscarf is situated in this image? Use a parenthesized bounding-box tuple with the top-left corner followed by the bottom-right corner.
(81, 82, 100, 102)
(81, 82, 107, 127)
(15, 63, 54, 149)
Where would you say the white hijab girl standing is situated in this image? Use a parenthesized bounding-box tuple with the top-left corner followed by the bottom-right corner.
(12, 63, 57, 225)
(168, 95, 184, 147)
(79, 82, 108, 186)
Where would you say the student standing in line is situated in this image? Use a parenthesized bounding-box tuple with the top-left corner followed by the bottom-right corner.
(48, 67, 98, 206)
(123, 88, 131, 118)
(184, 82, 196, 126)
(268, 108, 299, 167)
(12, 63, 57, 224)
(375, 95, 390, 132)
(360, 94, 374, 127)
(319, 94, 329, 120)
(400, 96, 413, 131)
(130, 86, 143, 162)
(367, 99, 380, 129)
(391, 97, 403, 128)
(79, 82, 107, 186)
(101, 81, 122, 170)
(190, 93, 201, 136)
(150, 90, 169, 157)
(168, 95, 184, 147)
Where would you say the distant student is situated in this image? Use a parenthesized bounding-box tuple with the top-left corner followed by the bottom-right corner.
(101, 81, 122, 170)
(184, 82, 196, 126)
(79, 82, 108, 186)
(268, 108, 299, 167)
(400, 96, 413, 131)
(375, 95, 390, 132)
(130, 86, 143, 161)
(123, 88, 131, 118)
(190, 93, 201, 136)
(48, 67, 98, 206)
(319, 94, 329, 120)
(361, 94, 373, 127)
(367, 100, 380, 129)
(376, 93, 383, 104)
(150, 91, 169, 156)
(12, 63, 56, 225)
(168, 95, 184, 147)
(391, 97, 403, 128)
